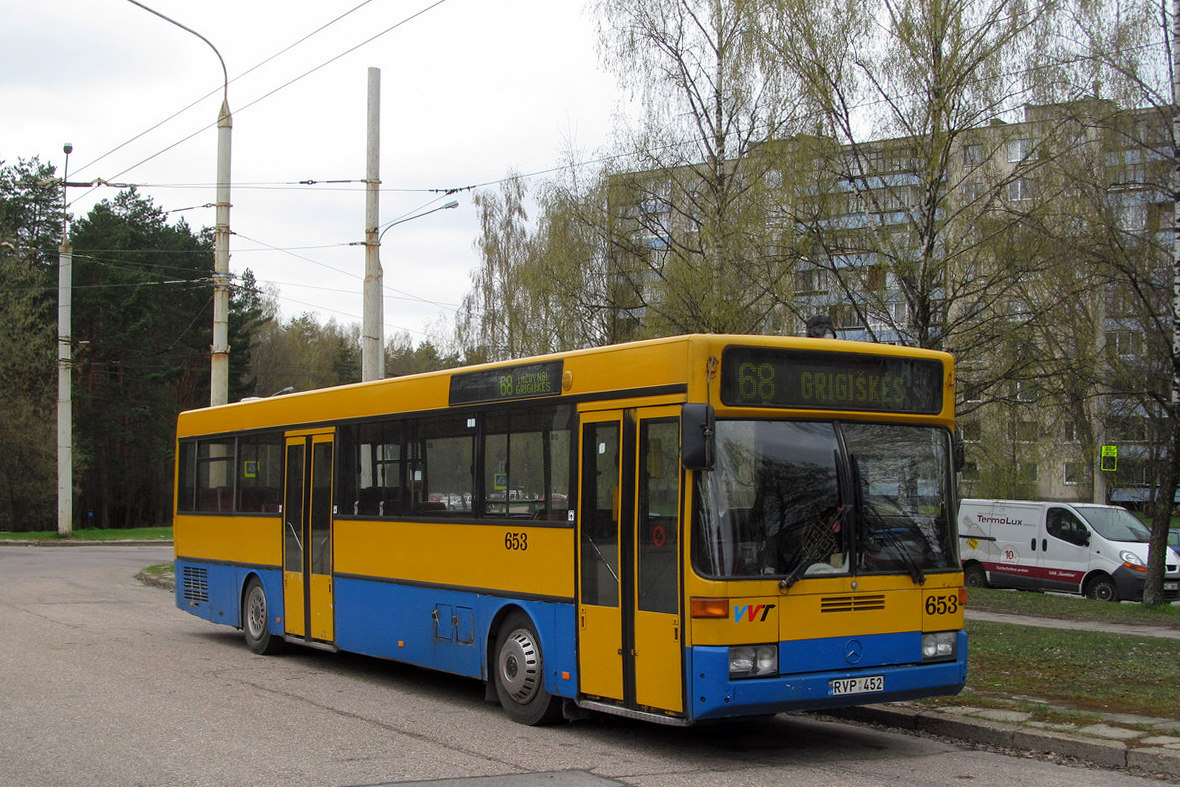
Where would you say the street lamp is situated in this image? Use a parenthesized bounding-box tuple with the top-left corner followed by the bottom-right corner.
(58, 143, 73, 537)
(378, 200, 460, 243)
(361, 199, 459, 382)
(126, 0, 231, 406)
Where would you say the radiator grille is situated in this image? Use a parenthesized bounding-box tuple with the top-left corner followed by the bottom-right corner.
(820, 594, 886, 613)
(182, 566, 209, 603)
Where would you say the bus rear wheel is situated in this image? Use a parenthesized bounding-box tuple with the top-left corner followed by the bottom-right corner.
(243, 577, 284, 655)
(493, 611, 562, 725)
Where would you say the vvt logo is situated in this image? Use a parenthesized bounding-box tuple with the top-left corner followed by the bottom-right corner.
(734, 604, 776, 622)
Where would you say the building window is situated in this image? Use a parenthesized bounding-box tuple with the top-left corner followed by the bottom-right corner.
(1009, 420, 1038, 443)
(1007, 138, 1031, 162)
(1007, 178, 1034, 201)
(962, 179, 985, 203)
(1064, 461, 1085, 485)
(1106, 329, 1143, 357)
(963, 144, 983, 166)
(1064, 421, 1080, 443)
(1017, 462, 1038, 482)
(794, 267, 830, 294)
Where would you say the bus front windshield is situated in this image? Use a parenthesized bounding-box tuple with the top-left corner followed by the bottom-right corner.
(693, 420, 957, 582)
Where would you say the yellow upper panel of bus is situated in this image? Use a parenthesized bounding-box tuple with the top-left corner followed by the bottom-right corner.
(176, 334, 955, 438)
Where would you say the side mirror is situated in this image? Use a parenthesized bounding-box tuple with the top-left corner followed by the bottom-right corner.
(954, 428, 966, 473)
(681, 403, 715, 471)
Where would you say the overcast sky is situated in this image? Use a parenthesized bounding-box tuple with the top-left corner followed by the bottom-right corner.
(1, 0, 623, 346)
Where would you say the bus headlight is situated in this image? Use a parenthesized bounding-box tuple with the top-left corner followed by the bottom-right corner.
(921, 631, 958, 662)
(729, 645, 778, 678)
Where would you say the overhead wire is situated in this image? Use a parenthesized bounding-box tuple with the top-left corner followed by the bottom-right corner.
(72, 0, 385, 178)
(73, 0, 453, 207)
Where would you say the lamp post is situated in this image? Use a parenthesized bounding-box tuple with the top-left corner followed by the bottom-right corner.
(57, 143, 73, 537)
(360, 199, 459, 381)
(126, 0, 231, 406)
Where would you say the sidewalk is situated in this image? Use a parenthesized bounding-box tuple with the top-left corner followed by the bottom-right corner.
(967, 608, 1180, 640)
(826, 701, 1180, 781)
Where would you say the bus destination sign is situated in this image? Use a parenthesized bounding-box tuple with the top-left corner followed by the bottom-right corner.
(449, 360, 565, 406)
(720, 347, 944, 414)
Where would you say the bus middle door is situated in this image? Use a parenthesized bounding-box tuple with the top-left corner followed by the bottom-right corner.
(577, 407, 684, 717)
(283, 430, 336, 645)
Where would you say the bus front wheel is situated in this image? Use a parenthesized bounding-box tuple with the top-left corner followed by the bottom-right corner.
(243, 577, 285, 655)
(493, 611, 562, 725)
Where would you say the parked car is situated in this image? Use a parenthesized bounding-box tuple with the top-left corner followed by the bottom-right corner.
(959, 499, 1180, 602)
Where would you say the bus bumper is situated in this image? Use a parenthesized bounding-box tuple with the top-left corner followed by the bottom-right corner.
(687, 631, 968, 721)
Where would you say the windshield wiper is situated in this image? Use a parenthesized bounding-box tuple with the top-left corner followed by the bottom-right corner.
(851, 456, 926, 586)
(779, 505, 845, 591)
(870, 519, 927, 586)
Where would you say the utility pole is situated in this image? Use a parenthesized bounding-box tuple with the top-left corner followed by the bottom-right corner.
(362, 67, 383, 381)
(57, 143, 73, 538)
(211, 96, 232, 406)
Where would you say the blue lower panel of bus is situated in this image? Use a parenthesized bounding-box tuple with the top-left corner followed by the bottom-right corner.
(174, 563, 580, 699)
(688, 631, 967, 721)
(333, 577, 579, 698)
(174, 559, 284, 635)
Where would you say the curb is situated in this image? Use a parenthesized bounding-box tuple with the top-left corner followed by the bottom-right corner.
(825, 704, 1180, 780)
(0, 539, 173, 547)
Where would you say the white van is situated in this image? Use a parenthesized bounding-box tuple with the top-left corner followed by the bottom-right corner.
(958, 499, 1180, 602)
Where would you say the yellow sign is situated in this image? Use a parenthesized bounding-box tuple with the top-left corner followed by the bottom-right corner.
(1100, 445, 1117, 472)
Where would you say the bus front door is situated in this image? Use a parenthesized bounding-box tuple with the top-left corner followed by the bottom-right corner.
(577, 408, 684, 717)
(283, 431, 335, 644)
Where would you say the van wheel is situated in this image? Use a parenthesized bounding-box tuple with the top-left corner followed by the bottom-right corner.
(963, 563, 987, 588)
(243, 577, 285, 655)
(493, 611, 562, 725)
(1084, 575, 1118, 602)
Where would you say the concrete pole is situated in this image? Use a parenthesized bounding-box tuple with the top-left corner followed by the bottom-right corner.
(57, 143, 73, 536)
(362, 67, 383, 382)
(211, 98, 232, 406)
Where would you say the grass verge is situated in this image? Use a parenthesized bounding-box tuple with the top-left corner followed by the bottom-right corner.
(952, 620, 1178, 720)
(917, 587, 1180, 723)
(0, 526, 173, 541)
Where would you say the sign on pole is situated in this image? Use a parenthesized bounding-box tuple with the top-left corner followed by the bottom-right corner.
(1100, 445, 1118, 472)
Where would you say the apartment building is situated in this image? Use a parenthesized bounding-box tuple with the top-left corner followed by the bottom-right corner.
(607, 101, 1172, 505)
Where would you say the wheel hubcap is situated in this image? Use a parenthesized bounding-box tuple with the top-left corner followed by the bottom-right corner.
(247, 588, 266, 638)
(499, 628, 540, 704)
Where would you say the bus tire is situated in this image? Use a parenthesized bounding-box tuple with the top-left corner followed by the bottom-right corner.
(243, 577, 285, 655)
(1084, 574, 1118, 602)
(493, 611, 562, 725)
(963, 563, 987, 589)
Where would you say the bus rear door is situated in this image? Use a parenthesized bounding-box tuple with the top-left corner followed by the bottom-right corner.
(283, 430, 336, 645)
(577, 407, 684, 717)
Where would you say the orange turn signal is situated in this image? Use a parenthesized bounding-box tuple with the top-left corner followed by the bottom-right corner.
(690, 597, 730, 618)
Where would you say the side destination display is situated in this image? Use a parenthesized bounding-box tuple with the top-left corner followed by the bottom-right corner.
(449, 360, 564, 405)
(720, 347, 944, 414)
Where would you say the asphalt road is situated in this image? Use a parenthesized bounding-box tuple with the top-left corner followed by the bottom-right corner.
(0, 544, 1165, 787)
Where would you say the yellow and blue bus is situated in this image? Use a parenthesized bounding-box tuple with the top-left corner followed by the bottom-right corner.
(174, 334, 966, 725)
